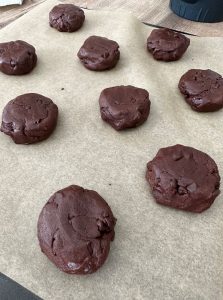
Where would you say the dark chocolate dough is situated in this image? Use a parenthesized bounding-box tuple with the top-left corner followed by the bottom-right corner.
(146, 144, 220, 213)
(37, 185, 116, 275)
(178, 69, 223, 112)
(77, 36, 120, 71)
(99, 85, 150, 130)
(0, 40, 37, 75)
(49, 4, 85, 32)
(147, 28, 190, 62)
(1, 93, 58, 144)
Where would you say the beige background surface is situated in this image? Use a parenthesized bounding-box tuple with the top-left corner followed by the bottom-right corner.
(0, 1, 223, 299)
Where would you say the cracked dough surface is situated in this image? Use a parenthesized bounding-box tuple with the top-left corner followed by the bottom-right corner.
(147, 28, 190, 62)
(77, 36, 120, 71)
(178, 69, 223, 112)
(146, 144, 220, 213)
(0, 40, 37, 75)
(49, 4, 85, 32)
(37, 185, 116, 275)
(99, 85, 150, 130)
(1, 93, 58, 144)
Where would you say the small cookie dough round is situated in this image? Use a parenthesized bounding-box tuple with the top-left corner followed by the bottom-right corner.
(99, 85, 150, 130)
(146, 144, 220, 213)
(49, 4, 85, 32)
(77, 36, 120, 71)
(178, 69, 223, 112)
(37, 185, 116, 275)
(147, 28, 190, 61)
(1, 93, 58, 144)
(0, 40, 37, 75)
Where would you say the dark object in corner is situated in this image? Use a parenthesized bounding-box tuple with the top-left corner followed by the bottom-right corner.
(170, 0, 223, 23)
(0, 272, 42, 300)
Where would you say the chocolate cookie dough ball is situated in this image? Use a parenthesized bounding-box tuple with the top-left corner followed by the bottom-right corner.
(147, 28, 190, 62)
(178, 69, 223, 112)
(49, 4, 85, 32)
(37, 185, 116, 275)
(1, 93, 58, 144)
(0, 40, 37, 75)
(77, 36, 120, 71)
(146, 145, 220, 213)
(99, 85, 150, 130)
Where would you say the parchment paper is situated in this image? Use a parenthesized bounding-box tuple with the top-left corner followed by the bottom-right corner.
(0, 1, 223, 299)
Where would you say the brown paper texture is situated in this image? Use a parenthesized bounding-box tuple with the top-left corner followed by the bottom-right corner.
(0, 1, 223, 299)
